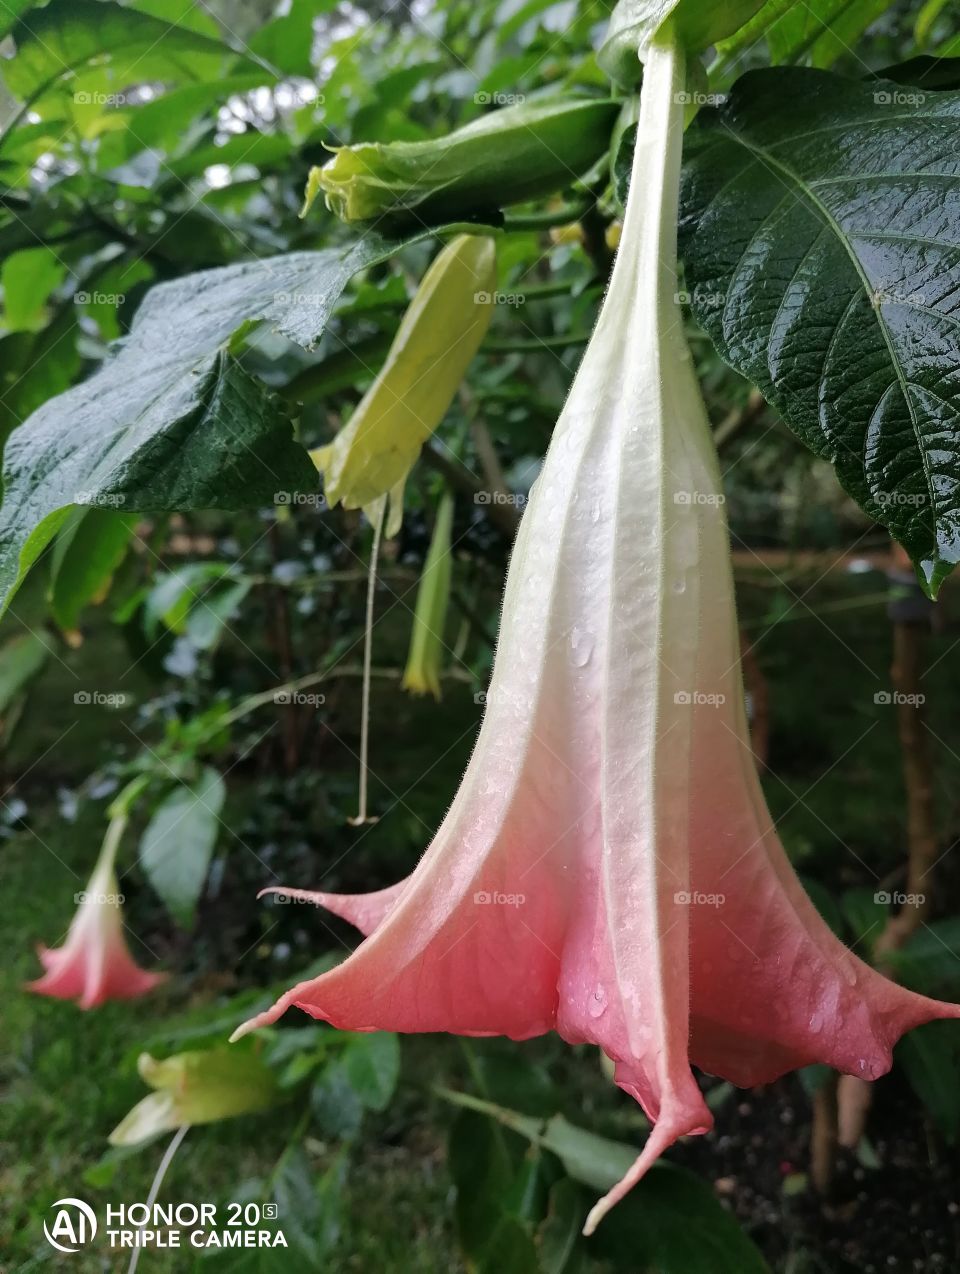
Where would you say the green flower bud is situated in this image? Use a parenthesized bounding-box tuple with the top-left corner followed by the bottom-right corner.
(304, 97, 619, 225)
(109, 1046, 281, 1146)
(402, 492, 454, 700)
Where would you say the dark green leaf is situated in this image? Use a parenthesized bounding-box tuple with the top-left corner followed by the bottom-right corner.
(537, 1179, 587, 1274)
(0, 237, 406, 613)
(311, 1063, 365, 1139)
(884, 918, 960, 996)
(449, 1110, 540, 1274)
(680, 68, 960, 593)
(139, 767, 226, 926)
(438, 1088, 639, 1191)
(896, 1020, 960, 1142)
(874, 57, 960, 92)
(594, 1162, 770, 1273)
(342, 1032, 400, 1111)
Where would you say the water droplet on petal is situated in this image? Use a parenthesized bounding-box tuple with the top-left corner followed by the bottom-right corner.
(570, 627, 594, 667)
(589, 985, 607, 1018)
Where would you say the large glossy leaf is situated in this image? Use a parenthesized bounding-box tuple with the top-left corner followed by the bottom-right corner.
(0, 237, 401, 613)
(679, 68, 960, 593)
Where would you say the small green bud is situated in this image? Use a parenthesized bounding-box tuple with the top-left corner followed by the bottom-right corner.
(402, 493, 455, 700)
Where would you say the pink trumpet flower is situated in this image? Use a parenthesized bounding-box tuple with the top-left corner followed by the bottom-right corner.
(28, 816, 165, 1009)
(236, 31, 959, 1231)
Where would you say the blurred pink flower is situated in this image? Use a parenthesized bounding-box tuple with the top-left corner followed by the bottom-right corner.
(236, 33, 959, 1231)
(28, 818, 165, 1009)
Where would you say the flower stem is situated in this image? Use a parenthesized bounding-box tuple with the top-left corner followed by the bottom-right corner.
(352, 499, 385, 825)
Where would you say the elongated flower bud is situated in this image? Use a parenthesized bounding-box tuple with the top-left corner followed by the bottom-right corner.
(238, 24, 959, 1233)
(305, 97, 619, 225)
(313, 235, 496, 527)
(402, 492, 454, 700)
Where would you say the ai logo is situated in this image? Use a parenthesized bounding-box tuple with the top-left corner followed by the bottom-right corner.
(43, 1197, 98, 1253)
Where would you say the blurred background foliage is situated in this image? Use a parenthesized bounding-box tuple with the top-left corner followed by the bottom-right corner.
(3, 0, 960, 1270)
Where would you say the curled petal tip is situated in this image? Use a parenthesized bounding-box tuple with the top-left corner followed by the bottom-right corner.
(582, 1108, 709, 1236)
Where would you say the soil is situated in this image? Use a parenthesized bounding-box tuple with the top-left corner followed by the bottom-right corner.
(677, 1073, 960, 1273)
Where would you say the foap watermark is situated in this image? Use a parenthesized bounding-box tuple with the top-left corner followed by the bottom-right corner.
(42, 1198, 287, 1252)
(873, 287, 929, 307)
(274, 491, 326, 508)
(874, 690, 925, 706)
(74, 691, 127, 708)
(473, 687, 534, 711)
(475, 90, 526, 106)
(674, 288, 727, 308)
(674, 90, 727, 107)
(74, 90, 129, 106)
(673, 490, 725, 506)
(674, 690, 726, 706)
(475, 490, 528, 507)
(474, 289, 526, 307)
(273, 690, 326, 706)
(76, 291, 125, 306)
(75, 889, 124, 905)
(873, 89, 925, 106)
(874, 890, 925, 908)
(674, 890, 725, 908)
(273, 291, 324, 307)
(874, 491, 928, 507)
(74, 491, 127, 507)
(474, 889, 525, 907)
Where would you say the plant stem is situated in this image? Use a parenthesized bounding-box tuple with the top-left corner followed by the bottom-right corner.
(352, 501, 385, 825)
(503, 199, 592, 231)
(127, 1125, 189, 1274)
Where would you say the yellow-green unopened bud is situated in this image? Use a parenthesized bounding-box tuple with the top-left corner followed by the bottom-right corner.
(109, 1047, 281, 1146)
(304, 97, 619, 225)
(312, 234, 496, 521)
(402, 492, 454, 700)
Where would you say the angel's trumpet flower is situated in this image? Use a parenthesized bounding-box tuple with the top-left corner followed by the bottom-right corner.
(236, 29, 959, 1231)
(28, 815, 165, 1009)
